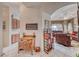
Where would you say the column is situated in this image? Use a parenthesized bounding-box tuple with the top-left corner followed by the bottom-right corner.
(77, 2, 79, 40)
(71, 20, 74, 32)
(62, 22, 64, 32)
(63, 21, 68, 33)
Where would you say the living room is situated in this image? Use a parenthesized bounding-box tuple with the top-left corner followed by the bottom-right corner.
(0, 2, 79, 57)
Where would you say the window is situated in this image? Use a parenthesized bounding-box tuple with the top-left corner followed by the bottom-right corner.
(51, 24, 63, 31)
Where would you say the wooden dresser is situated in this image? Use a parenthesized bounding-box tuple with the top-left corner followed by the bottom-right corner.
(19, 35, 35, 54)
(55, 33, 71, 47)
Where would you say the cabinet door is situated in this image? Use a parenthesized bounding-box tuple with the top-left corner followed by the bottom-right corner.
(25, 39, 33, 51)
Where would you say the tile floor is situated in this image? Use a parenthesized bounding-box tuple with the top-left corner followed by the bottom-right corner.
(17, 50, 54, 57)
(2, 40, 79, 57)
(71, 40, 79, 47)
(17, 40, 79, 57)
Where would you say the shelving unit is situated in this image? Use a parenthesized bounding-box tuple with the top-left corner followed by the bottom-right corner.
(43, 20, 53, 54)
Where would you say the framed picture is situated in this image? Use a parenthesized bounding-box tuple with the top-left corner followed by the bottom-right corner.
(26, 23, 38, 30)
(12, 18, 20, 29)
(11, 34, 20, 44)
(3, 21, 6, 30)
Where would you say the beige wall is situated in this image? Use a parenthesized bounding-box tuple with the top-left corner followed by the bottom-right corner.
(20, 5, 51, 51)
(0, 6, 3, 56)
(20, 5, 42, 47)
(2, 3, 20, 48)
(1, 3, 20, 56)
(2, 6, 9, 47)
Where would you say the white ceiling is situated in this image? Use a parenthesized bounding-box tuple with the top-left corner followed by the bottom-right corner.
(23, 2, 76, 15)
(1, 2, 76, 15)
(0, 2, 77, 20)
(51, 4, 77, 20)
